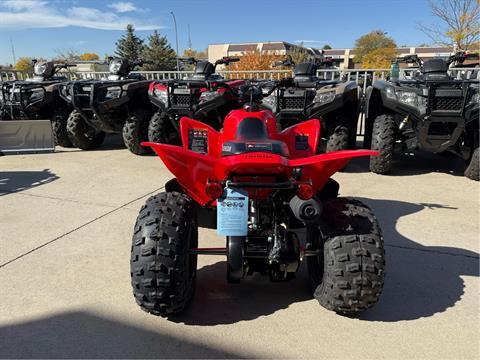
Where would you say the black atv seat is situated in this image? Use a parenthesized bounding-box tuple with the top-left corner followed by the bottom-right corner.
(221, 117, 289, 157)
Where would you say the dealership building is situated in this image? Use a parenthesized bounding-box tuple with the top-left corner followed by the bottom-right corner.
(207, 41, 455, 69)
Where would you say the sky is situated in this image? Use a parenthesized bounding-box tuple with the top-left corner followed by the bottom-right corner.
(0, 0, 437, 65)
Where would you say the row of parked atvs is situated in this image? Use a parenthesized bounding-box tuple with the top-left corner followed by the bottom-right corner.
(1, 52, 478, 318)
(1, 53, 478, 179)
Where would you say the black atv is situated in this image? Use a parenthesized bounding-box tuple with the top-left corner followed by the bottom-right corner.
(0, 59, 76, 147)
(60, 58, 155, 155)
(261, 56, 360, 152)
(364, 52, 479, 180)
(147, 56, 246, 144)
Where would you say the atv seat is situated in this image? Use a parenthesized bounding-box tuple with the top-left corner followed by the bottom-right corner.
(221, 117, 289, 157)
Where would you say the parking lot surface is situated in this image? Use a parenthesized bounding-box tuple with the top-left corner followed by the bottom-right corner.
(1, 136, 479, 359)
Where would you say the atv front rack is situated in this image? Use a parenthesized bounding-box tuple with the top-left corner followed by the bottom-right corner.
(1, 82, 47, 118)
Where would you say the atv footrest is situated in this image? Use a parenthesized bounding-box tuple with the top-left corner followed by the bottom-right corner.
(190, 247, 227, 255)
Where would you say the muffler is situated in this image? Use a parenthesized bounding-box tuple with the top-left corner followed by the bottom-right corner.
(289, 195, 322, 223)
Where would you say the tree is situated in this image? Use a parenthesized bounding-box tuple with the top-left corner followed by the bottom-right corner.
(322, 44, 332, 50)
(54, 48, 80, 61)
(115, 24, 144, 62)
(419, 0, 479, 50)
(182, 48, 208, 60)
(229, 51, 284, 78)
(353, 30, 396, 64)
(141, 30, 176, 71)
(361, 48, 397, 69)
(15, 57, 34, 72)
(79, 53, 99, 61)
(289, 44, 310, 64)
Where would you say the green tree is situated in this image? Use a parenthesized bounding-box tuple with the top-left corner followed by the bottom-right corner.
(15, 57, 35, 72)
(115, 24, 144, 62)
(141, 30, 176, 70)
(353, 30, 397, 64)
(322, 44, 332, 50)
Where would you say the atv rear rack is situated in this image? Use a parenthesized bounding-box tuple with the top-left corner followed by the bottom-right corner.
(226, 180, 297, 189)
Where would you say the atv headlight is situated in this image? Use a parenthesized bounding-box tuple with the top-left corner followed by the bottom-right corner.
(396, 91, 417, 106)
(396, 90, 427, 113)
(262, 93, 277, 109)
(34, 63, 47, 76)
(105, 86, 122, 99)
(109, 61, 122, 75)
(153, 88, 168, 105)
(314, 90, 336, 105)
(199, 91, 221, 102)
(385, 86, 396, 99)
(60, 85, 71, 101)
(28, 88, 44, 102)
(469, 92, 480, 105)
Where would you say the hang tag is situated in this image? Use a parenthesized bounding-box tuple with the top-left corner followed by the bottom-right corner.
(217, 188, 249, 236)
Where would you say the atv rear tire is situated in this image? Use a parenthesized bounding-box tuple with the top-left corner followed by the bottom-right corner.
(369, 114, 396, 174)
(67, 110, 105, 150)
(51, 107, 73, 147)
(130, 191, 198, 317)
(464, 147, 479, 181)
(308, 198, 385, 314)
(122, 109, 152, 155)
(148, 111, 181, 145)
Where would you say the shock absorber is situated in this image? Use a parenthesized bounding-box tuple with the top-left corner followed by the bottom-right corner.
(249, 200, 259, 230)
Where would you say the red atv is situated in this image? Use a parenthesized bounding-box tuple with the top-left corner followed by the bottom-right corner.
(147, 57, 245, 145)
(130, 84, 385, 317)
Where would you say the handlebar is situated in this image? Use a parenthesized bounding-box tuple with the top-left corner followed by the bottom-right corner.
(215, 56, 240, 66)
(396, 55, 423, 66)
(272, 55, 295, 68)
(56, 63, 76, 69)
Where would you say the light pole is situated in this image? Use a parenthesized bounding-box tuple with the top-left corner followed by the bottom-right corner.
(170, 11, 180, 71)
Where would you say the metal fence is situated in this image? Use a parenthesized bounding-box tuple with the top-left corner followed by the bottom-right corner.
(1, 67, 477, 138)
(2, 67, 478, 86)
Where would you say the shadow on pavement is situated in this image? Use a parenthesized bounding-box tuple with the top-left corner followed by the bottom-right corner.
(174, 198, 478, 325)
(357, 198, 479, 322)
(0, 169, 58, 196)
(171, 261, 312, 326)
(346, 151, 465, 177)
(56, 134, 127, 153)
(0, 311, 247, 359)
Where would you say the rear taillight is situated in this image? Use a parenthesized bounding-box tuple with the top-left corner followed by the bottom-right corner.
(206, 181, 224, 199)
(297, 183, 314, 200)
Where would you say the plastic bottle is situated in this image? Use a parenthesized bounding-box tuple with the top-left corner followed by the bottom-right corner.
(390, 62, 400, 81)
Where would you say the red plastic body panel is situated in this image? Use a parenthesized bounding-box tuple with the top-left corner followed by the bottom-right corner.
(143, 109, 377, 206)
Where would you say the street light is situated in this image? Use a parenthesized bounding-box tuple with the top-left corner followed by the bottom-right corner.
(170, 11, 180, 72)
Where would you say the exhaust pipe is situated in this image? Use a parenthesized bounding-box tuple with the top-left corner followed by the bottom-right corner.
(289, 196, 322, 223)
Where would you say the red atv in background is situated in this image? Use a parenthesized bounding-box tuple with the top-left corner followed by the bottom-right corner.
(130, 84, 385, 317)
(147, 57, 245, 144)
